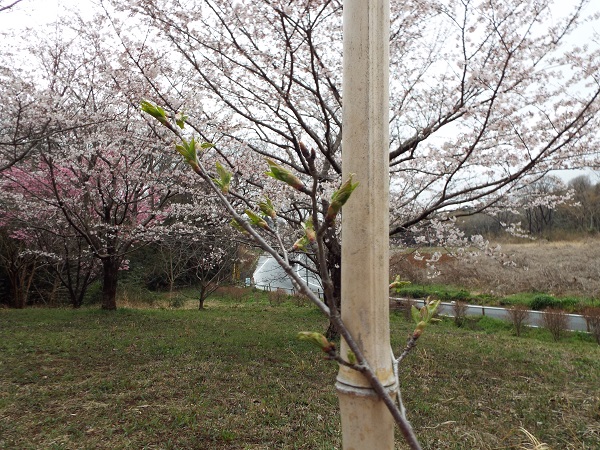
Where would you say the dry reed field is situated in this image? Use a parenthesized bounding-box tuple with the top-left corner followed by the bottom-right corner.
(391, 239, 600, 299)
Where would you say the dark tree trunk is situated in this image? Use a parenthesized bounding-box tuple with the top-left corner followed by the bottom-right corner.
(8, 275, 26, 309)
(199, 285, 207, 310)
(101, 258, 119, 310)
(324, 232, 342, 340)
(6, 261, 36, 308)
(63, 254, 95, 309)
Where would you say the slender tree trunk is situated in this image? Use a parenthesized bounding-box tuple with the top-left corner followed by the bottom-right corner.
(8, 274, 25, 308)
(7, 261, 36, 308)
(325, 234, 342, 339)
(101, 258, 119, 310)
(199, 284, 207, 310)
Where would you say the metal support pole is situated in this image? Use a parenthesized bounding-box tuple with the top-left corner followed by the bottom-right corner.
(337, 0, 395, 448)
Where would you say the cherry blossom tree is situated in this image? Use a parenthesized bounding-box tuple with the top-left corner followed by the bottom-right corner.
(0, 186, 101, 308)
(0, 12, 111, 174)
(0, 20, 214, 310)
(154, 225, 238, 309)
(0, 225, 40, 308)
(101, 0, 600, 326)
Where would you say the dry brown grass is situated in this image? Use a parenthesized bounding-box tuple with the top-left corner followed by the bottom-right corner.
(452, 301, 468, 327)
(391, 239, 600, 298)
(214, 285, 255, 300)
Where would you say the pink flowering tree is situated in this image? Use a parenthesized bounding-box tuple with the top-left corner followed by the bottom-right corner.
(0, 187, 101, 308)
(1, 120, 189, 310)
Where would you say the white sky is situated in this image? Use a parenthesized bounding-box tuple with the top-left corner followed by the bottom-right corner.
(1, 0, 63, 28)
(1, 0, 599, 37)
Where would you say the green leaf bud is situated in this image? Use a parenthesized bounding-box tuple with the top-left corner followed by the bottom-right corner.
(230, 219, 247, 234)
(140, 100, 170, 127)
(258, 197, 277, 219)
(175, 111, 187, 129)
(292, 235, 309, 252)
(213, 162, 232, 194)
(175, 137, 198, 165)
(245, 209, 269, 230)
(389, 275, 411, 290)
(302, 218, 316, 243)
(265, 159, 306, 192)
(297, 331, 335, 353)
(411, 305, 421, 325)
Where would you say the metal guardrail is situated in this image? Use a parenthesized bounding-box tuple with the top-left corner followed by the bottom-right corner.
(248, 286, 590, 333)
(390, 297, 589, 332)
(253, 283, 325, 299)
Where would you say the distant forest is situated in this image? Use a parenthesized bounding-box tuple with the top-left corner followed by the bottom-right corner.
(457, 174, 600, 238)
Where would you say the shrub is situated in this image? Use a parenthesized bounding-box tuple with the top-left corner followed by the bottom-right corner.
(453, 301, 468, 327)
(530, 294, 558, 311)
(582, 307, 600, 344)
(555, 297, 579, 312)
(169, 295, 186, 309)
(268, 288, 288, 306)
(290, 292, 311, 307)
(394, 285, 428, 299)
(446, 290, 471, 302)
(542, 308, 569, 341)
(507, 304, 530, 337)
(529, 295, 579, 312)
(117, 283, 160, 306)
(215, 285, 252, 301)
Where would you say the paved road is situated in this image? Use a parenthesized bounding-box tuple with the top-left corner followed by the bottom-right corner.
(253, 255, 589, 333)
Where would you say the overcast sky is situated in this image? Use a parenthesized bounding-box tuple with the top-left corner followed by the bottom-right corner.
(2, 0, 599, 182)
(2, 0, 599, 36)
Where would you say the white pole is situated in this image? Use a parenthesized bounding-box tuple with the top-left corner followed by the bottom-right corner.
(337, 0, 395, 448)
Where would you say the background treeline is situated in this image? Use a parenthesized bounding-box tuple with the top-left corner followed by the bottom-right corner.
(458, 174, 600, 239)
(0, 236, 257, 309)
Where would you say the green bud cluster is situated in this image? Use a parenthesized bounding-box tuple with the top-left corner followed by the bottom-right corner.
(325, 174, 359, 225)
(389, 275, 411, 291)
(245, 209, 269, 230)
(258, 197, 276, 219)
(411, 298, 441, 338)
(140, 100, 213, 171)
(213, 162, 232, 194)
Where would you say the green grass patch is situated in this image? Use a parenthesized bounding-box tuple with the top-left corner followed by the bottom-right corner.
(1, 294, 599, 449)
(394, 283, 598, 312)
(393, 284, 473, 302)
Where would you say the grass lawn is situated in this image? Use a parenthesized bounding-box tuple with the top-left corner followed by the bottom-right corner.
(1, 292, 599, 449)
